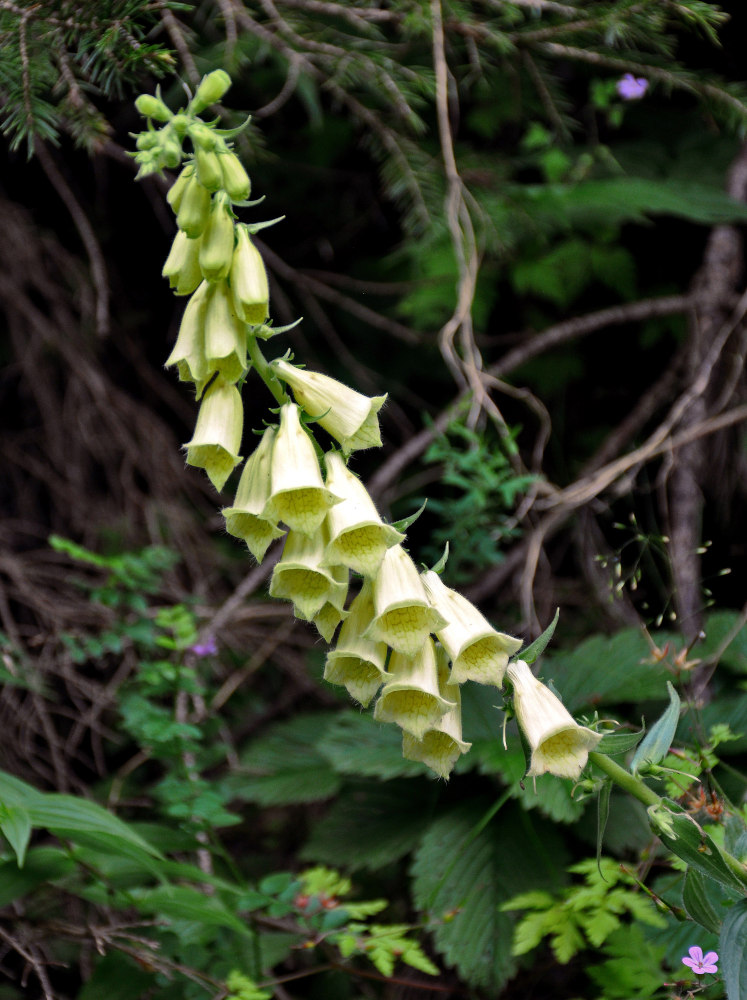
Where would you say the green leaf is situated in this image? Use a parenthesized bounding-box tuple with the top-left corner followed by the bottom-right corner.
(410, 800, 567, 990)
(682, 868, 723, 934)
(596, 779, 611, 871)
(516, 609, 558, 665)
(0, 804, 31, 867)
(720, 899, 747, 1000)
(652, 801, 745, 892)
(133, 884, 253, 938)
(632, 682, 681, 773)
(317, 713, 423, 779)
(390, 499, 427, 533)
(0, 847, 75, 907)
(76, 951, 156, 1000)
(596, 730, 645, 755)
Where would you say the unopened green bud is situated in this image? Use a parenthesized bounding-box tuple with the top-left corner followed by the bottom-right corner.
(189, 121, 219, 152)
(195, 146, 223, 192)
(162, 229, 203, 296)
(171, 114, 191, 137)
(220, 150, 251, 202)
(177, 174, 212, 238)
(230, 225, 269, 324)
(135, 94, 173, 122)
(166, 164, 195, 214)
(161, 131, 183, 169)
(191, 70, 232, 115)
(199, 194, 235, 281)
(136, 131, 160, 151)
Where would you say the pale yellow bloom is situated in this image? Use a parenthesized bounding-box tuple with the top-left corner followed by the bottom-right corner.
(184, 378, 243, 491)
(506, 659, 601, 780)
(264, 403, 341, 535)
(311, 564, 350, 642)
(323, 580, 389, 707)
(204, 280, 247, 384)
(222, 427, 286, 562)
(271, 359, 386, 453)
(373, 638, 455, 740)
(322, 452, 404, 577)
(366, 545, 447, 657)
(162, 229, 203, 296)
(402, 645, 471, 779)
(421, 570, 522, 686)
(165, 280, 210, 396)
(269, 526, 341, 620)
(230, 225, 269, 325)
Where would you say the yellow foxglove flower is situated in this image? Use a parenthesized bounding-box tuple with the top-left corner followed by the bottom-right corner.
(199, 193, 235, 280)
(162, 229, 203, 296)
(322, 452, 404, 576)
(366, 545, 447, 657)
(373, 638, 455, 740)
(230, 226, 269, 325)
(269, 526, 341, 620)
(222, 427, 286, 562)
(166, 163, 194, 214)
(165, 280, 210, 396)
(324, 580, 389, 707)
(220, 150, 251, 202)
(272, 359, 386, 454)
(421, 569, 522, 686)
(402, 646, 471, 779)
(312, 565, 349, 642)
(176, 172, 212, 239)
(185, 377, 243, 491)
(506, 659, 601, 780)
(264, 403, 341, 535)
(204, 280, 247, 384)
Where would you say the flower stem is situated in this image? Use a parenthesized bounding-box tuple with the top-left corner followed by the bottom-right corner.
(247, 333, 287, 406)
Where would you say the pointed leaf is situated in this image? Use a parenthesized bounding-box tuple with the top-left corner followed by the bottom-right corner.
(683, 868, 723, 934)
(596, 730, 644, 755)
(517, 609, 558, 665)
(720, 899, 747, 1000)
(596, 780, 612, 873)
(0, 804, 31, 867)
(631, 682, 681, 773)
(391, 500, 427, 533)
(653, 801, 745, 892)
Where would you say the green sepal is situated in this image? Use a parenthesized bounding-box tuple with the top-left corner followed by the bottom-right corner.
(430, 542, 449, 575)
(595, 729, 644, 755)
(515, 609, 559, 665)
(391, 500, 427, 533)
(246, 216, 286, 233)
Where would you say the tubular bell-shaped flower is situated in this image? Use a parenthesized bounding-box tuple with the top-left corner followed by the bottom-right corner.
(402, 645, 471, 779)
(322, 452, 404, 577)
(269, 526, 341, 620)
(422, 570, 522, 686)
(185, 377, 243, 491)
(324, 580, 389, 707)
(365, 545, 448, 657)
(373, 638, 455, 740)
(204, 280, 247, 384)
(162, 229, 203, 296)
(165, 280, 210, 396)
(263, 403, 341, 535)
(506, 659, 601, 780)
(222, 427, 286, 562)
(230, 225, 269, 325)
(271, 359, 386, 454)
(311, 564, 349, 642)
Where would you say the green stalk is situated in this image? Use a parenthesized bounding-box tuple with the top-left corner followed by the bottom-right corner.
(247, 332, 287, 406)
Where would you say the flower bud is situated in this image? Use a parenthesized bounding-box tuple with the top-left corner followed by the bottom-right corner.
(176, 174, 212, 239)
(264, 403, 341, 535)
(199, 195, 235, 282)
(366, 545, 447, 657)
(160, 129, 183, 169)
(162, 229, 203, 296)
(204, 280, 247, 383)
(269, 526, 341, 620)
(188, 120, 219, 152)
(184, 377, 244, 491)
(195, 147, 223, 192)
(322, 451, 403, 576)
(136, 130, 160, 151)
(166, 164, 195, 214)
(165, 280, 210, 395)
(220, 150, 251, 202)
(324, 580, 389, 707)
(135, 94, 173, 122)
(506, 659, 602, 780)
(230, 226, 269, 324)
(421, 570, 523, 686)
(272, 359, 386, 454)
(191, 70, 232, 115)
(402, 646, 471, 779)
(374, 638, 455, 740)
(223, 427, 286, 562)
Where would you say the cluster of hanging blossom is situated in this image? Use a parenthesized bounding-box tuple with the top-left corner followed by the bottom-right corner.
(133, 71, 602, 781)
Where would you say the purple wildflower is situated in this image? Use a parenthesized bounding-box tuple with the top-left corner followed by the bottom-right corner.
(190, 636, 218, 657)
(616, 73, 648, 101)
(682, 946, 719, 975)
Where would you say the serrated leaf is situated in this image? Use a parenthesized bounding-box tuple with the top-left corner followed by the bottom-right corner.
(682, 868, 723, 934)
(317, 713, 423, 779)
(632, 682, 681, 773)
(720, 899, 747, 1000)
(410, 800, 567, 990)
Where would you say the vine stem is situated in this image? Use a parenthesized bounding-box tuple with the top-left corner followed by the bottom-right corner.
(247, 332, 288, 406)
(590, 751, 747, 889)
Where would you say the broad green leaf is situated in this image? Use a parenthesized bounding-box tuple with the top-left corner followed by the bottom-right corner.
(0, 847, 75, 907)
(632, 681, 681, 773)
(76, 951, 156, 1000)
(720, 899, 747, 1000)
(596, 730, 644, 755)
(0, 804, 31, 867)
(683, 868, 723, 934)
(231, 714, 342, 805)
(652, 801, 745, 892)
(410, 800, 567, 990)
(133, 884, 253, 937)
(29, 795, 163, 858)
(317, 713, 423, 779)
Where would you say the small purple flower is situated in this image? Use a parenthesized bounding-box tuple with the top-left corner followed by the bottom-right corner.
(682, 946, 719, 975)
(616, 73, 649, 101)
(189, 636, 218, 657)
